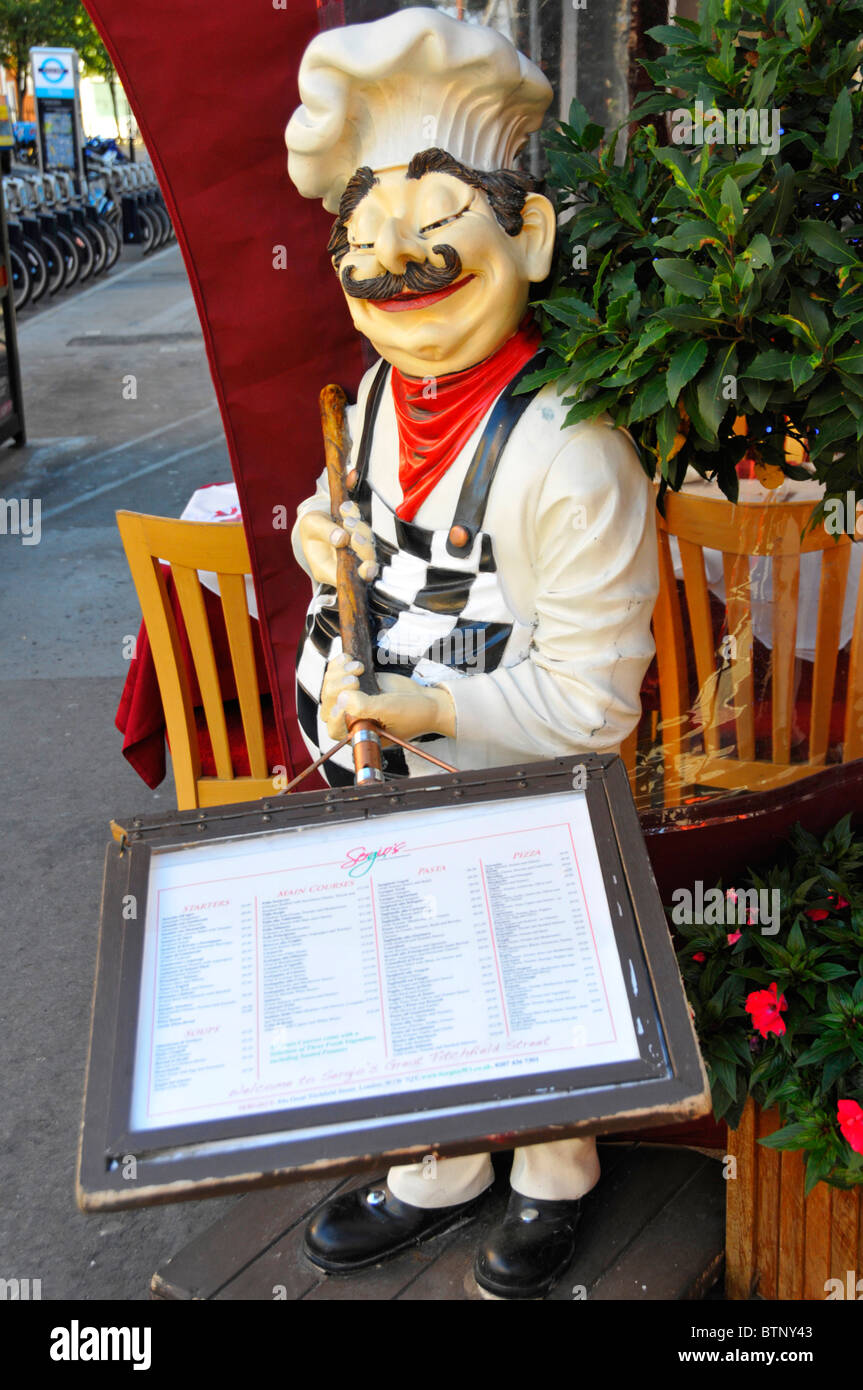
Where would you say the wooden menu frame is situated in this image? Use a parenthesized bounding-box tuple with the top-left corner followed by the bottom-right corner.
(77, 755, 710, 1211)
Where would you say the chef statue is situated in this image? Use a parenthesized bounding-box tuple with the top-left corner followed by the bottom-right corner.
(286, 8, 658, 1300)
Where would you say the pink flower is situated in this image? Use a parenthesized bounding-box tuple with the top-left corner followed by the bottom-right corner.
(726, 889, 738, 905)
(727, 931, 742, 945)
(829, 894, 850, 910)
(692, 951, 706, 962)
(806, 908, 829, 921)
(745, 982, 787, 1038)
(837, 1100, 863, 1155)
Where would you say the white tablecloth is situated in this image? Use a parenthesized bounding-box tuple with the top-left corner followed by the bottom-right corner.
(179, 482, 258, 620)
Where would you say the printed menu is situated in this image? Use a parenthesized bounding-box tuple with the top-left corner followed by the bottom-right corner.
(129, 793, 640, 1131)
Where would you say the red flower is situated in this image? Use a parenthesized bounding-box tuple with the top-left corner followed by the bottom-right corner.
(829, 894, 850, 910)
(692, 951, 706, 962)
(806, 908, 829, 921)
(745, 982, 787, 1038)
(837, 1100, 863, 1155)
(727, 931, 742, 945)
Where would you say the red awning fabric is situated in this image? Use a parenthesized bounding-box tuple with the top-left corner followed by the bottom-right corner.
(84, 0, 365, 776)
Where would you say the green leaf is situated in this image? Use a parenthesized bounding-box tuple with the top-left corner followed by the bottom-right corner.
(657, 307, 724, 333)
(652, 144, 698, 195)
(720, 176, 744, 235)
(795, 1036, 853, 1067)
(604, 355, 660, 389)
(628, 91, 677, 123)
(835, 346, 863, 377)
(809, 408, 857, 460)
(512, 362, 571, 394)
(682, 381, 718, 444)
(760, 1121, 810, 1152)
(656, 400, 680, 465)
(609, 189, 644, 231)
(763, 313, 821, 352)
(800, 220, 859, 267)
(644, 23, 695, 47)
(581, 123, 604, 153)
(821, 1050, 855, 1093)
(712, 1054, 740, 1099)
(823, 87, 853, 167)
(667, 339, 709, 405)
(655, 219, 721, 252)
(744, 350, 794, 380)
(567, 98, 592, 140)
(576, 346, 625, 385)
(743, 377, 773, 412)
(541, 297, 597, 330)
(746, 233, 774, 269)
(697, 343, 738, 436)
(789, 287, 830, 349)
(764, 164, 796, 238)
(630, 319, 674, 359)
(562, 394, 617, 429)
(813, 963, 854, 981)
(628, 374, 670, 425)
(790, 354, 819, 390)
(804, 1150, 835, 1196)
(654, 258, 714, 299)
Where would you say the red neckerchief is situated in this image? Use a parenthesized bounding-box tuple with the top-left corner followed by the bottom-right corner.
(391, 315, 542, 523)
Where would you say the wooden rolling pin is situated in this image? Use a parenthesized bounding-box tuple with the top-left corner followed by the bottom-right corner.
(319, 383, 383, 784)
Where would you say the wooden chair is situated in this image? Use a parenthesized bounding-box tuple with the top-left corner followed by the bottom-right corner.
(653, 492, 863, 802)
(117, 510, 278, 810)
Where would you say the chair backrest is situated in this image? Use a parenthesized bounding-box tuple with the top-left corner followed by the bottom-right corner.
(654, 491, 862, 798)
(117, 510, 275, 810)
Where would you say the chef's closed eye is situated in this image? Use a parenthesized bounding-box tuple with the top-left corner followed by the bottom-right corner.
(348, 210, 383, 251)
(419, 203, 470, 235)
(416, 184, 474, 237)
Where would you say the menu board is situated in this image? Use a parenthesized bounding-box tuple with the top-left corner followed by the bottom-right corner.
(130, 793, 640, 1133)
(79, 755, 710, 1210)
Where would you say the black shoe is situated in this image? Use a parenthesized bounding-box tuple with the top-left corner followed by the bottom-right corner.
(473, 1190, 583, 1300)
(304, 1179, 487, 1274)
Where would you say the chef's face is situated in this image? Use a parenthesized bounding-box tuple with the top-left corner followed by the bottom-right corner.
(336, 166, 555, 377)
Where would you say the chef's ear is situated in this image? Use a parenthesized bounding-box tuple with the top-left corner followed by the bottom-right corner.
(517, 193, 557, 283)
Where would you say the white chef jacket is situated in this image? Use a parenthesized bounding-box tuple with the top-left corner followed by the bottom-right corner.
(291, 359, 659, 773)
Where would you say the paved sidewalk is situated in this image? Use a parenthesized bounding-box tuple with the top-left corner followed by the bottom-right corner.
(0, 246, 241, 1300)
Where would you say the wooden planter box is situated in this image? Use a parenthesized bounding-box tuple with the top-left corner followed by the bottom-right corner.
(726, 1099, 863, 1299)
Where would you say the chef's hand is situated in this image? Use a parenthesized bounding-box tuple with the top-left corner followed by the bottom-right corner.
(321, 656, 456, 744)
(297, 501, 377, 587)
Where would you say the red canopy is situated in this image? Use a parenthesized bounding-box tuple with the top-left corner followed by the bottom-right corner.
(84, 0, 365, 776)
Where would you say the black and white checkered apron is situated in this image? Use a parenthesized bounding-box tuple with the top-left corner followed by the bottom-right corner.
(295, 353, 545, 786)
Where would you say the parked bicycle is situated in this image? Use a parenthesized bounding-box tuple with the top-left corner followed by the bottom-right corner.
(2, 154, 174, 311)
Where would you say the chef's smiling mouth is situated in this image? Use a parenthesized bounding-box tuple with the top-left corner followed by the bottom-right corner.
(372, 274, 476, 313)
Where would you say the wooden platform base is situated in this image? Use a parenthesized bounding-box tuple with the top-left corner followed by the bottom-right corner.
(151, 1144, 725, 1302)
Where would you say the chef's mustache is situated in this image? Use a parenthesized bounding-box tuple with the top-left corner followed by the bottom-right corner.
(341, 244, 462, 301)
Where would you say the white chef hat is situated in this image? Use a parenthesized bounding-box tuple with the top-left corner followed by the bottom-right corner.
(286, 7, 553, 213)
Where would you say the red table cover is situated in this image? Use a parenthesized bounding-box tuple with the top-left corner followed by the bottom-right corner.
(116, 571, 275, 789)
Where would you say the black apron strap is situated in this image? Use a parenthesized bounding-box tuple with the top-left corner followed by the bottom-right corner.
(446, 350, 547, 558)
(348, 357, 390, 506)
